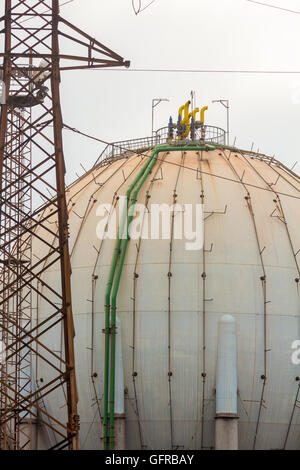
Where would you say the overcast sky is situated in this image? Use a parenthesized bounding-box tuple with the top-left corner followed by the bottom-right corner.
(6, 0, 300, 184)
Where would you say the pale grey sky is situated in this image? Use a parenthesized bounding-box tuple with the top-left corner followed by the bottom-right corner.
(5, 0, 300, 183)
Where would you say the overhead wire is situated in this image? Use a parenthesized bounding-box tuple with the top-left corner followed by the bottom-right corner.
(245, 0, 300, 15)
(62, 123, 300, 201)
(132, 0, 300, 17)
(86, 68, 300, 74)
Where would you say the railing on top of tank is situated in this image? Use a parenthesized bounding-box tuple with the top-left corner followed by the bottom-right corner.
(94, 135, 158, 167)
(94, 124, 226, 167)
(156, 124, 226, 145)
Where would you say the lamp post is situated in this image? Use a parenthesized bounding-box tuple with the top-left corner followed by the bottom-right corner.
(212, 99, 230, 145)
(152, 98, 169, 136)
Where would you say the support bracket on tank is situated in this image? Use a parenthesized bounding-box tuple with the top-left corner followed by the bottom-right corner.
(204, 243, 214, 253)
(204, 205, 228, 221)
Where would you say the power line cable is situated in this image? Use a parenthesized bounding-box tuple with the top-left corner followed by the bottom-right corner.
(245, 0, 300, 15)
(86, 68, 300, 74)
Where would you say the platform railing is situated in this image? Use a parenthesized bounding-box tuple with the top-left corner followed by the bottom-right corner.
(94, 124, 226, 167)
(156, 124, 226, 145)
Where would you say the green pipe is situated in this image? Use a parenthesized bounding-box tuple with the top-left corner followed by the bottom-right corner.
(105, 142, 215, 449)
(108, 146, 160, 449)
(103, 149, 157, 448)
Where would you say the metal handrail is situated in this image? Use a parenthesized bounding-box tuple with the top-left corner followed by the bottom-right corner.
(94, 125, 226, 167)
(156, 124, 226, 144)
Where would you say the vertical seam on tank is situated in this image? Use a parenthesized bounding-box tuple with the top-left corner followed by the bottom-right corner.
(283, 384, 300, 449)
(167, 150, 185, 450)
(198, 149, 207, 450)
(219, 148, 267, 450)
(185, 149, 205, 450)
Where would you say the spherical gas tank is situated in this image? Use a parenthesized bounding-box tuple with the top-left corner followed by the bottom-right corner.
(33, 144, 300, 450)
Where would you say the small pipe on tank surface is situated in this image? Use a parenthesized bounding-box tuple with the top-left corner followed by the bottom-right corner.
(215, 314, 238, 450)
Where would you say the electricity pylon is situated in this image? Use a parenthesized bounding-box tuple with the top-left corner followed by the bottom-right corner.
(0, 0, 129, 450)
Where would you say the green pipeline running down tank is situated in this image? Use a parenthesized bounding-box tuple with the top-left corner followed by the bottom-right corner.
(32, 143, 300, 450)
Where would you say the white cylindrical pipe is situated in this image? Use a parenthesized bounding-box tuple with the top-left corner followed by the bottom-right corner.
(215, 314, 238, 450)
(115, 316, 124, 416)
(114, 316, 125, 450)
(216, 314, 237, 416)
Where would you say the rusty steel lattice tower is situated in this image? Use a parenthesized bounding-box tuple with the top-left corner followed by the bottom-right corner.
(0, 0, 129, 450)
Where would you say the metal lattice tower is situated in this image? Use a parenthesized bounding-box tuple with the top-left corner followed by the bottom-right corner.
(0, 96, 33, 450)
(0, 0, 129, 450)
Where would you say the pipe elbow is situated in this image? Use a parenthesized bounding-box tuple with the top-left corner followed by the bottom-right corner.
(200, 106, 208, 123)
(192, 107, 199, 120)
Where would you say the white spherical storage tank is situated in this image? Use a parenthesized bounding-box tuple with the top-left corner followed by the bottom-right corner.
(32, 141, 300, 450)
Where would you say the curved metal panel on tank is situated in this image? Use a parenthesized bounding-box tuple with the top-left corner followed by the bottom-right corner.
(32, 144, 300, 450)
